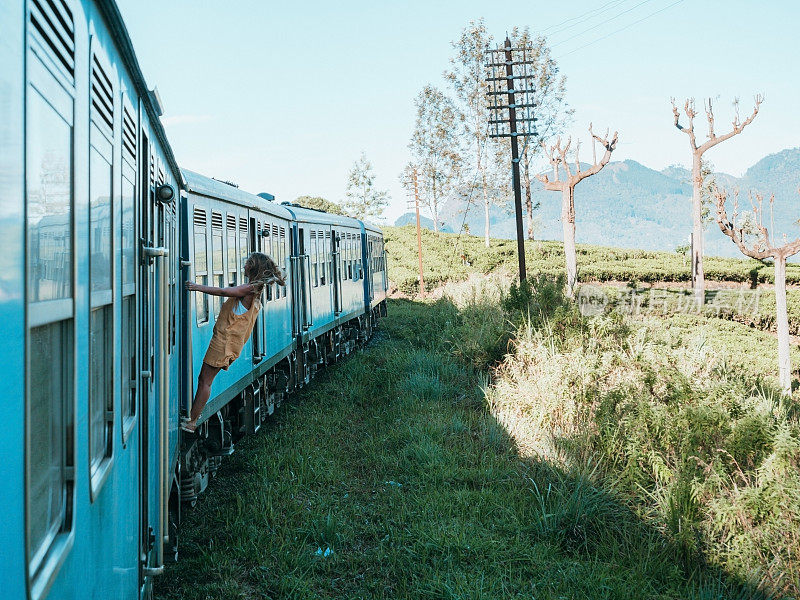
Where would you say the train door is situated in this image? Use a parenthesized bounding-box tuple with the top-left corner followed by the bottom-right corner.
(250, 216, 263, 360)
(366, 235, 374, 305)
(138, 135, 170, 582)
(298, 227, 311, 330)
(332, 230, 341, 316)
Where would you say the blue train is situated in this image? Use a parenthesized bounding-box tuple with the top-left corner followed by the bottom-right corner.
(0, 1, 388, 598)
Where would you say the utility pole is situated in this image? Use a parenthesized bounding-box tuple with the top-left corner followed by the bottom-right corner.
(405, 166, 425, 295)
(486, 36, 538, 283)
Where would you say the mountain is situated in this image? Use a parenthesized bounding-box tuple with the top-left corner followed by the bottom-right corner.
(394, 212, 454, 233)
(394, 148, 800, 257)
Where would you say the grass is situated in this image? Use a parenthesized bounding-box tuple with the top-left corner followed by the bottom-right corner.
(155, 292, 782, 600)
(157, 231, 800, 599)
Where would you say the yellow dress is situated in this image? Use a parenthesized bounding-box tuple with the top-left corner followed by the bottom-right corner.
(203, 295, 262, 369)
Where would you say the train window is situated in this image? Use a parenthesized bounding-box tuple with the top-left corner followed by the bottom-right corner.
(311, 231, 318, 287)
(27, 90, 72, 303)
(346, 234, 352, 280)
(356, 234, 362, 281)
(280, 226, 286, 297)
(226, 214, 237, 286)
(90, 144, 112, 292)
(28, 322, 73, 571)
(194, 208, 209, 324)
(121, 174, 135, 286)
(121, 136, 136, 428)
(89, 305, 113, 478)
(89, 48, 115, 494)
(211, 212, 223, 317)
(239, 216, 248, 272)
(25, 0, 76, 585)
(262, 222, 272, 301)
(317, 231, 328, 285)
(327, 232, 333, 285)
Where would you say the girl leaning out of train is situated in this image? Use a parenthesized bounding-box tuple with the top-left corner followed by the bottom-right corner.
(181, 252, 286, 433)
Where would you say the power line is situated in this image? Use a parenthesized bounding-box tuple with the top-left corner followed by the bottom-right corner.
(542, 0, 630, 37)
(550, 0, 656, 48)
(557, 0, 685, 58)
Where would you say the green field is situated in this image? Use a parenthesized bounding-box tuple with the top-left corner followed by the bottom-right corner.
(386, 225, 800, 295)
(157, 294, 796, 599)
(158, 233, 800, 599)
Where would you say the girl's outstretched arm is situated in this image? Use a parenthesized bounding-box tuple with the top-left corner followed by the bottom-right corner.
(185, 281, 255, 297)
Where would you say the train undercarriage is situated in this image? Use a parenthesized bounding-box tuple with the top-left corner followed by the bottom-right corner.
(174, 301, 386, 557)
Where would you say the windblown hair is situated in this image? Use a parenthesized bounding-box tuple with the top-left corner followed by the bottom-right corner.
(246, 252, 286, 296)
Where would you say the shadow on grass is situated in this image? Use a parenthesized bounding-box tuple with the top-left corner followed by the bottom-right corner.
(156, 297, 776, 600)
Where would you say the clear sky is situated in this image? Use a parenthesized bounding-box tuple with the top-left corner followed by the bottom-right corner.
(117, 0, 800, 224)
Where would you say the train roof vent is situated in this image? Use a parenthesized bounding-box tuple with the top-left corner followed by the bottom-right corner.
(193, 207, 206, 227)
(226, 214, 236, 229)
(91, 55, 114, 134)
(29, 0, 75, 81)
(122, 103, 136, 163)
(211, 211, 223, 229)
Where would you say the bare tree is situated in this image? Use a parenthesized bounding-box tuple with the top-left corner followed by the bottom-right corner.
(536, 124, 618, 296)
(671, 95, 763, 304)
(713, 185, 799, 395)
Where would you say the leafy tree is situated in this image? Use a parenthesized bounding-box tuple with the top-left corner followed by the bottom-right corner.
(444, 19, 498, 246)
(294, 195, 346, 216)
(408, 85, 462, 233)
(343, 152, 389, 221)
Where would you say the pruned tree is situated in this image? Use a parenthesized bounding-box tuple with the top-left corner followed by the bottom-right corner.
(294, 195, 346, 216)
(713, 185, 799, 395)
(671, 95, 763, 304)
(408, 85, 462, 233)
(536, 124, 618, 296)
(343, 152, 389, 221)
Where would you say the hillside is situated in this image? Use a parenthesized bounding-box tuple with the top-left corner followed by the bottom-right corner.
(395, 148, 800, 257)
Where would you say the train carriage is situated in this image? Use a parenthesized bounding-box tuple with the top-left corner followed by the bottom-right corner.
(282, 205, 369, 380)
(2, 0, 183, 598)
(1, 1, 388, 598)
(178, 171, 297, 503)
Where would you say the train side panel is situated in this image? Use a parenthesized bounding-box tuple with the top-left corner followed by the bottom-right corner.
(11, 0, 183, 598)
(0, 1, 28, 598)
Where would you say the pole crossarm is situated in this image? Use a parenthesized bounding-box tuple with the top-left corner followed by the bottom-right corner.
(483, 35, 540, 281)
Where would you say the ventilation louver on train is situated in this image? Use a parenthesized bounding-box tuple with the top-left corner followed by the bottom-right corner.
(29, 0, 75, 80)
(91, 55, 113, 133)
(193, 208, 206, 227)
(211, 212, 223, 230)
(226, 214, 236, 230)
(122, 104, 136, 164)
